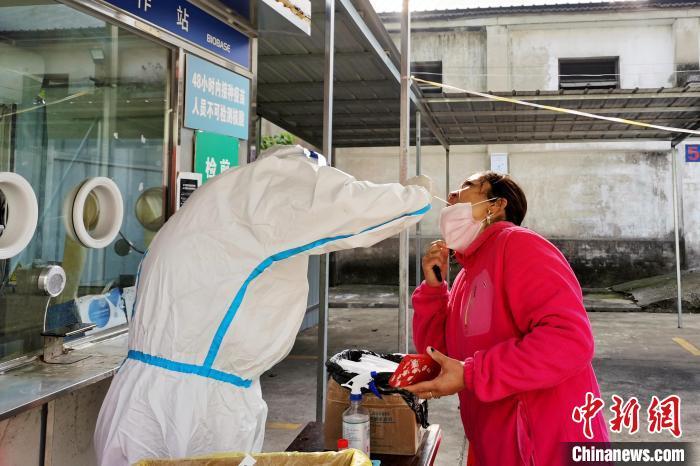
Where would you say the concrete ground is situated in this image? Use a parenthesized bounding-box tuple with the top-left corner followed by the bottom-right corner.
(261, 308, 700, 464)
(328, 274, 700, 312)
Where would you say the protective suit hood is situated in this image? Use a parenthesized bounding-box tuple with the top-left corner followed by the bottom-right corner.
(259, 143, 328, 166)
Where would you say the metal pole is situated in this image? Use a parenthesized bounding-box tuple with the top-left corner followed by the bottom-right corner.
(317, 0, 335, 423)
(169, 48, 185, 215)
(255, 116, 262, 160)
(249, 0, 261, 163)
(672, 146, 683, 328)
(398, 0, 411, 354)
(445, 148, 450, 202)
(248, 30, 259, 163)
(415, 110, 422, 288)
(445, 147, 451, 283)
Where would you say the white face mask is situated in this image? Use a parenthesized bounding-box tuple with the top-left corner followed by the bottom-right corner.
(439, 198, 497, 252)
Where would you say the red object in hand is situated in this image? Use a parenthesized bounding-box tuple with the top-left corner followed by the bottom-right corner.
(388, 354, 441, 388)
(337, 438, 349, 450)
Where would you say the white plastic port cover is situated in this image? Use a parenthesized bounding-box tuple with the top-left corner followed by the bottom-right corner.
(68, 177, 124, 249)
(0, 172, 38, 259)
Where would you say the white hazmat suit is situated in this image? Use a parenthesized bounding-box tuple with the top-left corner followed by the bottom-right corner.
(94, 146, 431, 465)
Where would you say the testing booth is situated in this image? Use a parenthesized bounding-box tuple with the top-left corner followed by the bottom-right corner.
(0, 0, 442, 464)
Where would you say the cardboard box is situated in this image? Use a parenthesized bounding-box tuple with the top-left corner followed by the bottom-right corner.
(323, 379, 421, 456)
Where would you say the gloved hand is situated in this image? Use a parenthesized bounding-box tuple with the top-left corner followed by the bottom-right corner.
(403, 175, 434, 195)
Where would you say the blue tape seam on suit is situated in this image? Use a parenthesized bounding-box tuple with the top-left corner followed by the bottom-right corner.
(128, 203, 431, 387)
(203, 203, 431, 366)
(127, 350, 253, 387)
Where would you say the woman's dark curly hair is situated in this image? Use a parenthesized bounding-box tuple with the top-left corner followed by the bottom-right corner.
(470, 171, 528, 226)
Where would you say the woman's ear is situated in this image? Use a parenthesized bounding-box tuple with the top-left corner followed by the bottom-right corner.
(494, 197, 508, 219)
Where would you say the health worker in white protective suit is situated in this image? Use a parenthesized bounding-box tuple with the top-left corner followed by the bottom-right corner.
(94, 145, 432, 465)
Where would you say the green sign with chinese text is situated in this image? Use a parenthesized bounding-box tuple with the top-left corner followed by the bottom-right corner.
(194, 131, 239, 183)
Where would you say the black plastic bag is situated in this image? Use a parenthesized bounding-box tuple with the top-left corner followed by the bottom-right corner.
(326, 349, 430, 428)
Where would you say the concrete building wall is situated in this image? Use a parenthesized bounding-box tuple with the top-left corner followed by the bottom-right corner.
(335, 142, 682, 243)
(508, 143, 674, 238)
(673, 17, 700, 85)
(383, 11, 700, 92)
(409, 30, 487, 91)
(679, 140, 700, 269)
(334, 144, 487, 236)
(509, 23, 675, 90)
(333, 140, 693, 287)
(508, 143, 681, 286)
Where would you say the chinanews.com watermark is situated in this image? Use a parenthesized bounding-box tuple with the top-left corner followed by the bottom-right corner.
(566, 443, 693, 466)
(566, 393, 694, 465)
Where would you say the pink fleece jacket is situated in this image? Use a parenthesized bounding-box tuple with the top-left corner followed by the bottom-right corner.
(413, 222, 609, 466)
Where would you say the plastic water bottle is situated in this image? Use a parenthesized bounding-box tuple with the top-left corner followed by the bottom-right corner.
(342, 392, 370, 455)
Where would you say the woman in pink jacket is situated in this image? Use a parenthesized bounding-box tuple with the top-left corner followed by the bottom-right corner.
(406, 171, 609, 465)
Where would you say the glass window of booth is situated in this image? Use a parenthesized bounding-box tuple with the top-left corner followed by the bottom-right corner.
(0, 2, 170, 366)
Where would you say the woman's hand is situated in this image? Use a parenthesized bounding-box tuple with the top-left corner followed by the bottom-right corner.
(404, 347, 466, 399)
(422, 241, 449, 287)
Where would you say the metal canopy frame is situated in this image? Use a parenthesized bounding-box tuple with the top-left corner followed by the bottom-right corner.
(257, 0, 447, 151)
(255, 0, 695, 424)
(423, 89, 700, 145)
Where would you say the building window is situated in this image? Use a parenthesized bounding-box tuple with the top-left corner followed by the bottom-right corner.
(559, 57, 619, 90)
(412, 61, 442, 94)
